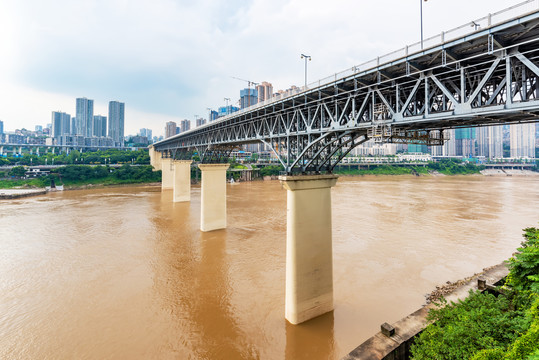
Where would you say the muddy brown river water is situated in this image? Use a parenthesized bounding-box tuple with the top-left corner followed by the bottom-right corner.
(1, 175, 538, 359)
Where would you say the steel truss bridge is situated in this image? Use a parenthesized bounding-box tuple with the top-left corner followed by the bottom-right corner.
(154, 5, 539, 174)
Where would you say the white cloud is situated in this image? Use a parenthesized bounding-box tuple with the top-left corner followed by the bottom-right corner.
(0, 0, 522, 136)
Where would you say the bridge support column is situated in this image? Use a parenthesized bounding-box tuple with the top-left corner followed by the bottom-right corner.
(173, 160, 192, 202)
(149, 145, 162, 171)
(198, 164, 230, 232)
(161, 158, 174, 190)
(279, 174, 339, 324)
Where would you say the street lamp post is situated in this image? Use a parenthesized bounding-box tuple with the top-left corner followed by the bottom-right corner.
(301, 54, 311, 89)
(420, 0, 428, 49)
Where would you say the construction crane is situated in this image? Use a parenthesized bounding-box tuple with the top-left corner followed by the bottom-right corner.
(231, 77, 259, 108)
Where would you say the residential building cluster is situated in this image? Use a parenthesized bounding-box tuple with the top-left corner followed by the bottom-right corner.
(165, 81, 301, 140)
(165, 80, 303, 153)
(50, 98, 125, 148)
(0, 99, 160, 149)
(351, 123, 538, 161)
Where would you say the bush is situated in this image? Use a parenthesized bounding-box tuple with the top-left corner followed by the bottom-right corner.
(506, 228, 539, 294)
(410, 291, 529, 360)
(260, 165, 283, 177)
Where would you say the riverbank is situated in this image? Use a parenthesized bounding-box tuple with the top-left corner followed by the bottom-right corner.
(0, 188, 47, 199)
(0, 164, 161, 190)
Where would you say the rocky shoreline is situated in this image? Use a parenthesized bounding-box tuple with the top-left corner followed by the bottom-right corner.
(424, 263, 501, 304)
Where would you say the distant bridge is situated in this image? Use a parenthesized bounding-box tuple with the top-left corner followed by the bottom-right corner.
(0, 143, 137, 155)
(154, 1, 539, 174)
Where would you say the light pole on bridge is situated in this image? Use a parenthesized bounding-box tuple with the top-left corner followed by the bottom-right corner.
(420, 0, 428, 49)
(300, 53, 311, 89)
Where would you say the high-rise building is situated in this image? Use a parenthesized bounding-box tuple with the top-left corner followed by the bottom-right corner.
(51, 111, 71, 137)
(477, 125, 503, 159)
(71, 117, 76, 135)
(256, 82, 273, 103)
(209, 110, 219, 122)
(35, 125, 43, 132)
(76, 98, 94, 137)
(140, 128, 152, 140)
(108, 101, 125, 146)
(510, 123, 535, 158)
(240, 88, 258, 109)
(408, 144, 428, 153)
(180, 119, 191, 133)
(93, 115, 107, 137)
(0, 120, 4, 134)
(430, 129, 456, 156)
(218, 105, 239, 117)
(455, 128, 476, 157)
(165, 121, 177, 138)
(196, 118, 206, 127)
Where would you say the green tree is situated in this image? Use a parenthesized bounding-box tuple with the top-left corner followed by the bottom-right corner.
(506, 227, 539, 295)
(67, 150, 81, 164)
(8, 166, 26, 178)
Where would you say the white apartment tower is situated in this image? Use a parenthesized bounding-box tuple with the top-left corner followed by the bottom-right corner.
(108, 101, 125, 147)
(510, 123, 535, 158)
(75, 98, 94, 137)
(256, 82, 273, 103)
(477, 125, 504, 159)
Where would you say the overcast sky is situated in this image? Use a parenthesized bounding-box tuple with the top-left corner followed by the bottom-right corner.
(0, 0, 528, 137)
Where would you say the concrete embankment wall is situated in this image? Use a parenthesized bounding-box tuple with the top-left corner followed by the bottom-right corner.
(341, 263, 509, 360)
(0, 189, 47, 199)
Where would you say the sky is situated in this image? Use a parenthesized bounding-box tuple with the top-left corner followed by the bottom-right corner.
(0, 0, 528, 137)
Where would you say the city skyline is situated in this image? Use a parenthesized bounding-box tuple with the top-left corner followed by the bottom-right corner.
(0, 0, 518, 137)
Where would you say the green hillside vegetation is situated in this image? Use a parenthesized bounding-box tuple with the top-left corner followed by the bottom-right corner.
(0, 165, 161, 189)
(0, 148, 150, 166)
(411, 226, 539, 360)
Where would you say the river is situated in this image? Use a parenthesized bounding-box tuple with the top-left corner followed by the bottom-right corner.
(0, 175, 538, 359)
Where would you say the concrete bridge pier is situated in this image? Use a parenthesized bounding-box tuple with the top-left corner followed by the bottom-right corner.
(149, 146, 162, 171)
(198, 164, 230, 232)
(173, 160, 192, 202)
(278, 174, 339, 325)
(161, 158, 174, 190)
